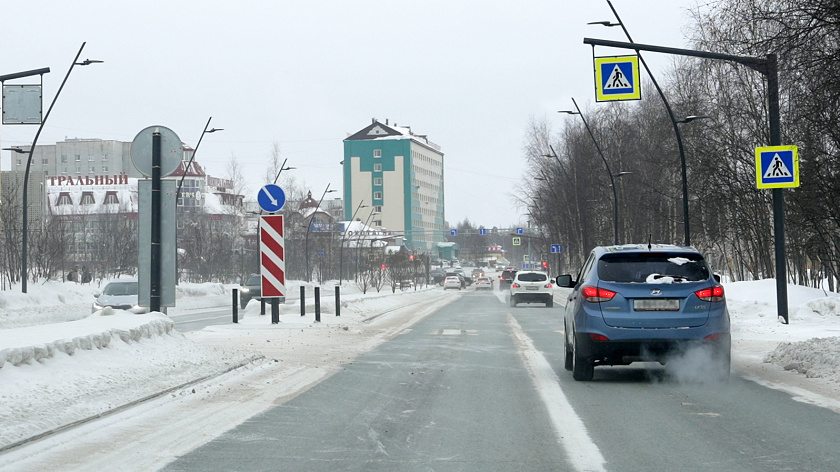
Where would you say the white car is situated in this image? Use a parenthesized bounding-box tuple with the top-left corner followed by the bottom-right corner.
(474, 276, 493, 290)
(509, 271, 554, 307)
(92, 279, 148, 313)
(443, 276, 462, 290)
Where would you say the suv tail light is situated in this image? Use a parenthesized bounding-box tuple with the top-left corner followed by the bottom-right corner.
(695, 286, 725, 302)
(582, 286, 616, 303)
(512, 283, 520, 288)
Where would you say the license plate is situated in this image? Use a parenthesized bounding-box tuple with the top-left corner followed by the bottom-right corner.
(633, 299, 679, 311)
(526, 286, 539, 291)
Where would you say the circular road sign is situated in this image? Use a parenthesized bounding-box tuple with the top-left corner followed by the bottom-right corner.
(130, 125, 182, 177)
(258, 184, 286, 212)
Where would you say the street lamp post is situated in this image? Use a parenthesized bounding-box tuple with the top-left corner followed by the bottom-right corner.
(559, 97, 620, 245)
(354, 209, 380, 280)
(174, 118, 222, 284)
(592, 0, 693, 246)
(10, 42, 101, 293)
(304, 184, 336, 282)
(339, 200, 367, 286)
(272, 158, 296, 185)
(175, 117, 223, 203)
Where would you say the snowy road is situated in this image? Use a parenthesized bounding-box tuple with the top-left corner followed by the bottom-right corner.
(162, 290, 840, 471)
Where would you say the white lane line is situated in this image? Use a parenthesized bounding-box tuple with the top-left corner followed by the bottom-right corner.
(508, 314, 607, 472)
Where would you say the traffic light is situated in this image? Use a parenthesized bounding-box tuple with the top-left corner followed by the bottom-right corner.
(381, 264, 387, 270)
(542, 261, 548, 269)
(409, 254, 414, 260)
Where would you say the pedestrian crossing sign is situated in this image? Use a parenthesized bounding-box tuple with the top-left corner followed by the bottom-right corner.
(755, 145, 799, 189)
(594, 55, 641, 102)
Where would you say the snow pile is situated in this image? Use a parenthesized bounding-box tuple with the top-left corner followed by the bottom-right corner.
(0, 313, 175, 367)
(766, 338, 840, 382)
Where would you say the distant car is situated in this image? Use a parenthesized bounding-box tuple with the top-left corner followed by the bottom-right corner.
(239, 274, 262, 308)
(92, 279, 148, 314)
(445, 271, 467, 288)
(509, 271, 554, 307)
(499, 269, 518, 289)
(471, 268, 485, 279)
(474, 276, 493, 290)
(430, 268, 446, 285)
(443, 276, 462, 290)
(557, 244, 731, 381)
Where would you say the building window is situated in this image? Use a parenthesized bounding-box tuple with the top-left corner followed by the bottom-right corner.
(16, 159, 22, 166)
(373, 163, 382, 172)
(89, 166, 95, 173)
(373, 177, 382, 186)
(373, 220, 382, 226)
(75, 154, 81, 162)
(62, 168, 68, 174)
(61, 155, 67, 163)
(88, 154, 95, 161)
(104, 191, 119, 205)
(374, 191, 382, 200)
(75, 165, 81, 174)
(56, 192, 72, 206)
(103, 154, 108, 161)
(80, 192, 95, 205)
(374, 149, 382, 158)
(103, 165, 109, 172)
(374, 205, 382, 212)
(42, 159, 49, 165)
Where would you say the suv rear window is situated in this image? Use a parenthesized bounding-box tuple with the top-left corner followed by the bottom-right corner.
(501, 270, 517, 279)
(517, 272, 547, 282)
(597, 252, 709, 283)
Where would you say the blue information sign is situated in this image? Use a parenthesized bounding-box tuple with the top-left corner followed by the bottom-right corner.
(450, 229, 458, 236)
(479, 228, 487, 235)
(550, 244, 564, 254)
(516, 227, 524, 235)
(258, 184, 286, 213)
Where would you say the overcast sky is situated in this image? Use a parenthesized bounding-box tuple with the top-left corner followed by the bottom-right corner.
(0, 0, 703, 229)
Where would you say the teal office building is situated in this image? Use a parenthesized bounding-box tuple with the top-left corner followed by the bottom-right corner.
(343, 119, 446, 255)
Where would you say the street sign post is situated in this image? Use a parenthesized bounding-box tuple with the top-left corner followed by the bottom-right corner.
(594, 55, 641, 102)
(260, 215, 286, 324)
(512, 237, 522, 246)
(550, 244, 563, 254)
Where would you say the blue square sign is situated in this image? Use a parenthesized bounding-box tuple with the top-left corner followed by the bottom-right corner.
(755, 145, 799, 189)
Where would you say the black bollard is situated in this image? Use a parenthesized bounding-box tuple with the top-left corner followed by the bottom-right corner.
(232, 288, 238, 324)
(271, 298, 279, 324)
(315, 287, 321, 323)
(300, 286, 305, 316)
(335, 286, 340, 317)
(260, 298, 266, 316)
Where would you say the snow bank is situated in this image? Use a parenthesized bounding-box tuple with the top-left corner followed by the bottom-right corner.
(0, 313, 174, 368)
(766, 338, 840, 383)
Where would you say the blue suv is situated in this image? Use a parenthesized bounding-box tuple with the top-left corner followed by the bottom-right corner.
(556, 245, 730, 381)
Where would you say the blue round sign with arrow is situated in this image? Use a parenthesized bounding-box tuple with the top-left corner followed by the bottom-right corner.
(258, 184, 286, 213)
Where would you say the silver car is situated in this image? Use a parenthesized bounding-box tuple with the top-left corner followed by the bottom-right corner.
(92, 279, 148, 314)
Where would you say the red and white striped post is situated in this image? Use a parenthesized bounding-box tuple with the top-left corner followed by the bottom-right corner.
(259, 215, 286, 323)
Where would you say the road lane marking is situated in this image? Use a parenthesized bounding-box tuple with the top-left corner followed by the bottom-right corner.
(508, 314, 607, 472)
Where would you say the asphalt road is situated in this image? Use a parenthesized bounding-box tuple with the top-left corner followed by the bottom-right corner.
(162, 289, 840, 472)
